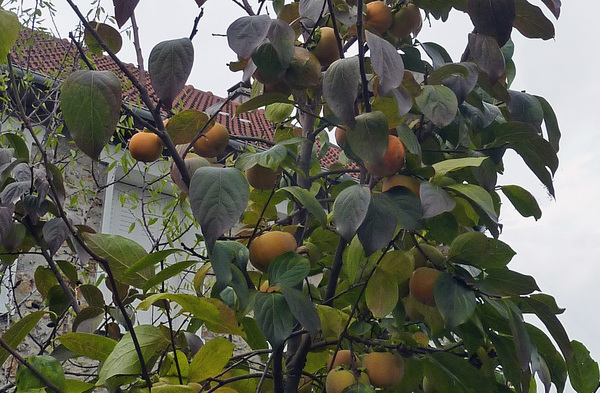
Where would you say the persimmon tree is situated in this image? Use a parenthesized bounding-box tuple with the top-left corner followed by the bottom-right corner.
(0, 0, 598, 393)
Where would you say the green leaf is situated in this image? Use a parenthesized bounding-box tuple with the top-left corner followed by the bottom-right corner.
(568, 341, 599, 393)
(148, 38, 194, 108)
(316, 305, 350, 340)
(269, 252, 310, 288)
(323, 57, 360, 127)
(265, 102, 294, 123)
(236, 93, 294, 114)
(507, 303, 533, 373)
(492, 121, 558, 197)
(0, 8, 20, 64)
(366, 267, 399, 318)
(343, 237, 365, 284)
(384, 186, 422, 230)
(415, 85, 458, 128)
(520, 297, 574, 363)
(446, 183, 498, 223)
(42, 218, 69, 256)
(34, 266, 58, 299)
(227, 15, 272, 59)
(137, 293, 243, 336)
(432, 157, 487, 177)
(535, 95, 560, 153)
(210, 241, 246, 292)
(61, 70, 122, 160)
(487, 239, 516, 268)
(467, 33, 505, 84)
(124, 249, 182, 278)
(513, 0, 555, 40)
(97, 325, 169, 388)
(332, 184, 371, 242)
(280, 186, 327, 227)
(16, 355, 66, 393)
(143, 260, 198, 292)
(252, 40, 287, 82)
(281, 287, 321, 338)
(348, 111, 389, 164)
(425, 352, 493, 393)
(357, 193, 397, 256)
(236, 143, 288, 171)
(502, 185, 542, 220)
(57, 333, 117, 362)
(527, 324, 567, 393)
(365, 30, 404, 97)
(189, 167, 250, 252)
(448, 231, 490, 267)
(83, 233, 151, 288)
(254, 291, 294, 349)
(166, 109, 211, 145)
(508, 90, 544, 131)
(0, 311, 45, 366)
(188, 337, 236, 383)
(64, 378, 95, 393)
(72, 306, 104, 333)
(434, 272, 476, 329)
(84, 22, 123, 55)
(475, 268, 539, 296)
(491, 332, 529, 393)
(420, 181, 456, 219)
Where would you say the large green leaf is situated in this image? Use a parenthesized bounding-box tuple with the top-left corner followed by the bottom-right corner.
(415, 85, 458, 128)
(166, 109, 211, 145)
(83, 233, 151, 288)
(332, 184, 371, 243)
(61, 70, 122, 160)
(236, 143, 288, 171)
(348, 111, 389, 165)
(357, 193, 397, 256)
(520, 297, 574, 363)
(137, 293, 243, 336)
(254, 291, 294, 349)
(0, 8, 20, 64)
(365, 30, 404, 97)
(535, 95, 560, 153)
(268, 252, 310, 288)
(0, 311, 45, 366)
(513, 0, 555, 40)
(57, 333, 117, 362)
(446, 183, 498, 224)
(227, 15, 272, 59)
(282, 287, 321, 338)
(97, 325, 169, 388)
(448, 231, 490, 267)
(235, 93, 295, 114)
(434, 272, 476, 329)
(323, 57, 360, 127)
(432, 157, 487, 177)
(527, 324, 567, 393)
(424, 352, 493, 393)
(148, 38, 194, 108)
(142, 260, 198, 292)
(384, 186, 422, 230)
(467, 33, 505, 84)
(188, 337, 236, 383)
(568, 341, 599, 393)
(492, 121, 559, 197)
(280, 186, 327, 227)
(420, 181, 456, 219)
(501, 185, 542, 220)
(123, 249, 183, 278)
(366, 267, 399, 318)
(189, 167, 250, 252)
(210, 241, 249, 292)
(475, 268, 539, 296)
(16, 355, 66, 393)
(508, 90, 544, 131)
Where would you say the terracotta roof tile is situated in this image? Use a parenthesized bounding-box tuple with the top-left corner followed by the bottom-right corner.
(12, 29, 349, 171)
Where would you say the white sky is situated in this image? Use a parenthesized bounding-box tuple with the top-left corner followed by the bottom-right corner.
(18, 1, 600, 392)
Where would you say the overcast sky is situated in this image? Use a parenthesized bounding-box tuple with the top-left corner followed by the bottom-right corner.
(23, 1, 600, 392)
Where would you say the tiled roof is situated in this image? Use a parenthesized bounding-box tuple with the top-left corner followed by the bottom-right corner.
(12, 29, 344, 169)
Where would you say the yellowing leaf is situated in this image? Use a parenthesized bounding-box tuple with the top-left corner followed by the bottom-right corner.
(188, 338, 236, 382)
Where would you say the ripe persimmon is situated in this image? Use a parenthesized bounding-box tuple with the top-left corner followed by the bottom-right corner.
(194, 123, 229, 158)
(327, 350, 360, 371)
(310, 27, 341, 67)
(129, 132, 163, 162)
(246, 164, 280, 190)
(409, 267, 440, 307)
(365, 135, 406, 177)
(363, 352, 405, 388)
(249, 231, 298, 272)
(364, 1, 393, 35)
(334, 126, 347, 147)
(382, 174, 421, 195)
(326, 369, 370, 393)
